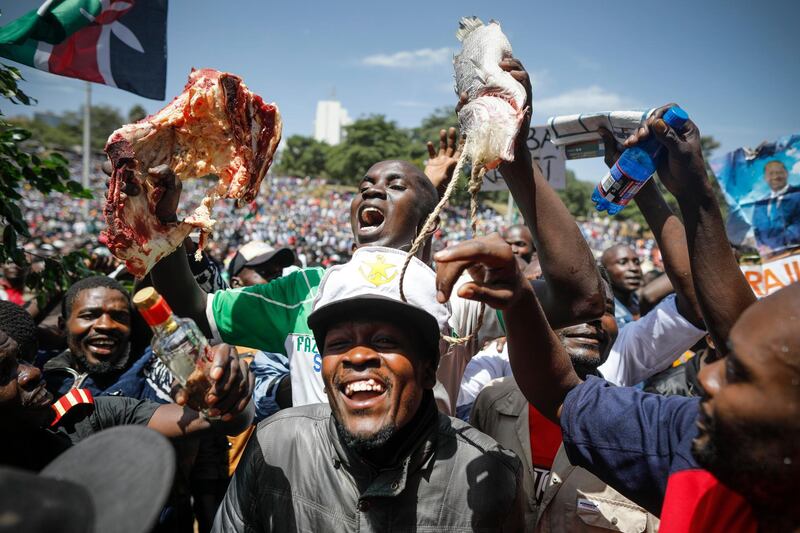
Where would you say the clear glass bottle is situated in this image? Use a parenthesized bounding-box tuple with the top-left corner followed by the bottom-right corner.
(133, 287, 213, 412)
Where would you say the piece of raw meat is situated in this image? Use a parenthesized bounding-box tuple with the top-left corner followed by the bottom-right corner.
(103, 68, 282, 277)
(454, 16, 528, 168)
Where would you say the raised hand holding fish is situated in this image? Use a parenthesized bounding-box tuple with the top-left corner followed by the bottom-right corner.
(454, 17, 530, 169)
(398, 17, 531, 348)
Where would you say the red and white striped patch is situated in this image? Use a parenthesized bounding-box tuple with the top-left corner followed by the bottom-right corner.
(50, 389, 95, 426)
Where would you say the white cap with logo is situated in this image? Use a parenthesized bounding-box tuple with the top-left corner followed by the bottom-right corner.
(307, 246, 450, 355)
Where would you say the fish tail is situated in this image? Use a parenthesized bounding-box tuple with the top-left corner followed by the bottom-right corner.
(456, 16, 484, 41)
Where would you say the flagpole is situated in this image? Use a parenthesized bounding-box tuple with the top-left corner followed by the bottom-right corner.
(82, 81, 91, 216)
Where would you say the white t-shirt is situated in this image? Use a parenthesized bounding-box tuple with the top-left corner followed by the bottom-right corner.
(599, 293, 706, 386)
(438, 274, 507, 413)
(456, 294, 705, 407)
(457, 341, 511, 408)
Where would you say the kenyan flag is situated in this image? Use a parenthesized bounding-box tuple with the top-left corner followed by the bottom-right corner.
(0, 0, 167, 99)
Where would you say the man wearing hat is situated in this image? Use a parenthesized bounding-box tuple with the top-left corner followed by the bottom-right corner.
(225, 240, 296, 417)
(227, 241, 295, 288)
(212, 247, 524, 531)
(145, 150, 603, 410)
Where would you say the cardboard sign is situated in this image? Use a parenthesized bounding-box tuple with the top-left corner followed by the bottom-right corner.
(740, 250, 800, 297)
(482, 125, 566, 191)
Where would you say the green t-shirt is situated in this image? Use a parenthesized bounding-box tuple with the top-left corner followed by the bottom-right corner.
(208, 267, 326, 406)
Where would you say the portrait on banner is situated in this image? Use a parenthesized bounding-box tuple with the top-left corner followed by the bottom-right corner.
(712, 134, 800, 258)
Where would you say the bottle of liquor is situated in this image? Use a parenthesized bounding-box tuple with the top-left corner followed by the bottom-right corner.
(592, 105, 689, 215)
(133, 287, 213, 411)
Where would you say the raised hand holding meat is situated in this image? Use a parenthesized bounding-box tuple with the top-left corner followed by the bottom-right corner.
(102, 68, 282, 277)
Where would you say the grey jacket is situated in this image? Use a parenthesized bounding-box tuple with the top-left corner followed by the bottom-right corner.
(212, 399, 525, 532)
(470, 377, 539, 529)
(470, 378, 659, 533)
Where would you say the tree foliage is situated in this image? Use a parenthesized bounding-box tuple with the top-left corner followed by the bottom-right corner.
(274, 135, 331, 178)
(128, 104, 147, 123)
(409, 106, 458, 164)
(326, 115, 416, 184)
(556, 170, 595, 220)
(9, 104, 124, 152)
(0, 64, 95, 302)
(7, 103, 147, 152)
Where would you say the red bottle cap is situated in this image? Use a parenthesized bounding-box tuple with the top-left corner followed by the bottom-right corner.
(132, 287, 173, 326)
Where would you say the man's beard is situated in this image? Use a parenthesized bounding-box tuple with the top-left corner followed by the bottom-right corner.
(692, 408, 797, 505)
(72, 344, 131, 376)
(557, 331, 603, 379)
(334, 418, 397, 452)
(569, 353, 602, 380)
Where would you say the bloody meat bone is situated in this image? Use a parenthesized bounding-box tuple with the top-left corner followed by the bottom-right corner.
(102, 68, 282, 276)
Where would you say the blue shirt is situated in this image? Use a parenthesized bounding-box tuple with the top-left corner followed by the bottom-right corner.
(250, 351, 290, 422)
(560, 377, 755, 531)
(614, 296, 636, 329)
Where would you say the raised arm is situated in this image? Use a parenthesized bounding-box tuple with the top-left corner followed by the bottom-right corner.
(496, 59, 604, 328)
(140, 166, 211, 334)
(630, 104, 756, 352)
(435, 234, 580, 422)
(150, 244, 210, 335)
(598, 128, 704, 327)
(424, 127, 461, 199)
(102, 161, 211, 332)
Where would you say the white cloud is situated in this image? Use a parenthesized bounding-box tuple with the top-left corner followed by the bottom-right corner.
(361, 47, 453, 68)
(571, 55, 601, 71)
(393, 100, 431, 108)
(529, 69, 551, 91)
(535, 86, 638, 116)
(792, 160, 800, 176)
(436, 82, 456, 94)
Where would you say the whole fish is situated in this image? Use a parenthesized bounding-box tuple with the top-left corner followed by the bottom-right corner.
(454, 16, 529, 168)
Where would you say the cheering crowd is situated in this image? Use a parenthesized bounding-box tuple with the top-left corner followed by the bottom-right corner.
(16, 152, 655, 272)
(1, 59, 797, 533)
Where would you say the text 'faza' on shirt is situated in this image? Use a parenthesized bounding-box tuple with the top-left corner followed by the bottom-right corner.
(207, 267, 326, 407)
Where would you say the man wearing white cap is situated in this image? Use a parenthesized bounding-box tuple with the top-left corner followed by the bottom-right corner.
(213, 247, 524, 532)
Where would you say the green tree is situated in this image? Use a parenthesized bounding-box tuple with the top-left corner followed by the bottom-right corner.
(274, 135, 331, 178)
(557, 170, 596, 220)
(0, 64, 94, 301)
(128, 104, 147, 123)
(8, 103, 124, 151)
(409, 106, 458, 162)
(326, 115, 415, 184)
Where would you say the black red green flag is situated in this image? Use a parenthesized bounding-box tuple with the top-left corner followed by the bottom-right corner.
(0, 0, 168, 100)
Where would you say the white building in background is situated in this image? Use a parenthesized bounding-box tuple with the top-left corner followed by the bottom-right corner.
(313, 100, 351, 146)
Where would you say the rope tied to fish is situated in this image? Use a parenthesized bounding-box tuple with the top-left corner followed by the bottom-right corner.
(399, 16, 531, 345)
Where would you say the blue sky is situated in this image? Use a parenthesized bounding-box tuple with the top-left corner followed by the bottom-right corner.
(2, 0, 798, 182)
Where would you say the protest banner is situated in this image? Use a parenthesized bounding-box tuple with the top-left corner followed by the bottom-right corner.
(711, 134, 800, 259)
(740, 249, 800, 297)
(482, 124, 566, 191)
